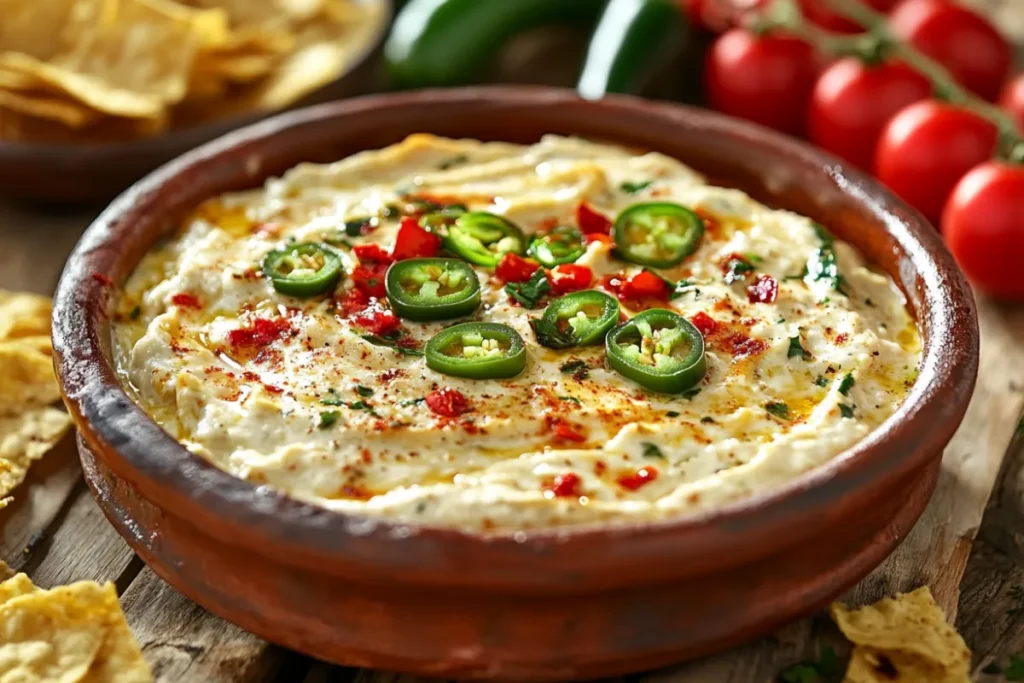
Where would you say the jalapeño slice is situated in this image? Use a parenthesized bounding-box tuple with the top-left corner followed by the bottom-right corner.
(613, 202, 704, 269)
(606, 309, 706, 393)
(528, 224, 586, 267)
(533, 291, 619, 349)
(443, 212, 526, 267)
(385, 258, 481, 321)
(425, 322, 526, 379)
(262, 242, 343, 297)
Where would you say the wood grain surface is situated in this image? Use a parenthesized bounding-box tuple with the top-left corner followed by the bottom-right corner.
(1, 0, 1022, 679)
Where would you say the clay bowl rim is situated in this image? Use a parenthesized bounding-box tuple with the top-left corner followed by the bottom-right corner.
(53, 86, 978, 588)
(0, 0, 391, 162)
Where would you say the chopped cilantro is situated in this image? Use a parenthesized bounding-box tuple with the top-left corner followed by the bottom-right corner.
(766, 401, 790, 419)
(814, 375, 828, 388)
(438, 154, 468, 170)
(559, 359, 590, 380)
(558, 396, 582, 404)
(360, 334, 424, 356)
(344, 218, 372, 236)
(346, 400, 380, 417)
(531, 317, 576, 349)
(745, 253, 764, 264)
(838, 374, 855, 396)
(620, 180, 653, 194)
(666, 411, 680, 417)
(399, 398, 425, 407)
(129, 305, 141, 320)
(681, 387, 701, 400)
(812, 223, 835, 246)
(788, 336, 811, 360)
(505, 269, 550, 309)
(642, 442, 664, 459)
(381, 204, 401, 219)
(808, 247, 846, 296)
(839, 403, 855, 418)
(356, 385, 374, 398)
(318, 411, 339, 429)
(320, 396, 346, 406)
(724, 256, 755, 284)
(777, 317, 786, 324)
(700, 416, 715, 424)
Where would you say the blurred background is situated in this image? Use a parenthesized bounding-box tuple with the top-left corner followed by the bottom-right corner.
(0, 0, 1021, 300)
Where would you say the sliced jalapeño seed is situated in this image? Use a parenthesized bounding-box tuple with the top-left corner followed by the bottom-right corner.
(262, 242, 343, 297)
(605, 308, 706, 394)
(385, 258, 481, 321)
(613, 202, 704, 269)
(425, 322, 526, 379)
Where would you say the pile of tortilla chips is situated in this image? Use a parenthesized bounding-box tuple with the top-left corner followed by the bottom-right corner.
(0, 0, 383, 143)
(0, 569, 153, 682)
(831, 586, 972, 683)
(0, 291, 73, 510)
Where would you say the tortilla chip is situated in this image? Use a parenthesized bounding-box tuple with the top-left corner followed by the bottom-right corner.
(0, 576, 153, 683)
(0, 291, 52, 340)
(0, 0, 79, 59)
(0, 337, 62, 412)
(0, 407, 72, 499)
(0, 561, 14, 582)
(831, 587, 971, 683)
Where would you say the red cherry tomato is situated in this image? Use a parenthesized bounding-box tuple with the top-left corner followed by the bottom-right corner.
(875, 101, 998, 224)
(704, 29, 821, 135)
(808, 58, 932, 169)
(999, 73, 1024, 133)
(683, 0, 766, 32)
(889, 0, 1011, 101)
(391, 217, 441, 260)
(799, 0, 900, 33)
(942, 161, 1024, 299)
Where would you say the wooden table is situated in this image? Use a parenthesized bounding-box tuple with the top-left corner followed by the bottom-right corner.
(3, 1, 1024, 679)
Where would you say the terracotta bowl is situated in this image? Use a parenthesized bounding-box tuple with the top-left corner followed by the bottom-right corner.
(0, 0, 390, 205)
(53, 87, 978, 680)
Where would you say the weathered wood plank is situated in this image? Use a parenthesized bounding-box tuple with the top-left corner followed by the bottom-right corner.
(121, 567, 294, 683)
(0, 203, 94, 295)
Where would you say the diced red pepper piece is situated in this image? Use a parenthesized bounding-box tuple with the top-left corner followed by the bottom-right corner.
(576, 202, 612, 235)
(338, 288, 370, 316)
(724, 333, 768, 359)
(352, 303, 400, 337)
(227, 317, 291, 349)
(548, 472, 582, 498)
(621, 270, 670, 301)
(495, 253, 541, 283)
(170, 293, 202, 309)
(598, 273, 626, 298)
(747, 274, 778, 304)
(548, 264, 593, 295)
(352, 243, 393, 265)
(351, 265, 387, 298)
(551, 417, 587, 443)
(690, 311, 718, 337)
(617, 466, 658, 491)
(426, 388, 471, 417)
(391, 217, 441, 261)
(584, 233, 614, 246)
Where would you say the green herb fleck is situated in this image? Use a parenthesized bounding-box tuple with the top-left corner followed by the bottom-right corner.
(838, 374, 855, 396)
(788, 336, 811, 361)
(438, 154, 468, 170)
(560, 359, 590, 380)
(766, 401, 790, 419)
(839, 403, 855, 419)
(666, 411, 680, 417)
(812, 223, 835, 246)
(558, 396, 582, 405)
(745, 253, 764, 264)
(724, 255, 755, 284)
(531, 317, 576, 349)
(399, 398, 425, 407)
(642, 442, 664, 459)
(360, 334, 424, 356)
(320, 396, 346, 406)
(347, 400, 380, 417)
(129, 305, 141, 320)
(700, 416, 715, 424)
(505, 268, 550, 309)
(356, 385, 374, 398)
(808, 247, 846, 296)
(777, 317, 786, 324)
(381, 204, 401, 219)
(815, 375, 828, 388)
(345, 218, 372, 236)
(620, 180, 653, 194)
(318, 411, 340, 429)
(681, 387, 701, 400)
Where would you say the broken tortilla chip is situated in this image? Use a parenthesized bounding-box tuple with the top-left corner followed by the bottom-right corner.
(0, 291, 52, 340)
(0, 574, 153, 682)
(831, 586, 971, 683)
(0, 407, 73, 500)
(0, 337, 62, 412)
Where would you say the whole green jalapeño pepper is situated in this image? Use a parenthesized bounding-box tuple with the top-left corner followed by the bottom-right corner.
(606, 308, 706, 393)
(613, 202, 704, 269)
(385, 258, 481, 321)
(532, 290, 619, 349)
(443, 212, 526, 267)
(262, 242, 343, 297)
(528, 224, 586, 267)
(425, 322, 527, 379)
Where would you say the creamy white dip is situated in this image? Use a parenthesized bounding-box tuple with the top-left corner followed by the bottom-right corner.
(113, 134, 921, 531)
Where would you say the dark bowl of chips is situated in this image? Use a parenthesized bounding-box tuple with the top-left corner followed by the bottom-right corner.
(0, 0, 390, 203)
